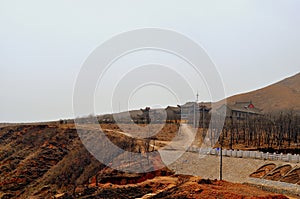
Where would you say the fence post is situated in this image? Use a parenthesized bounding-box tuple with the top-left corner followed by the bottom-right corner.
(287, 153, 292, 162)
(228, 149, 232, 157)
(243, 151, 250, 158)
(223, 149, 227, 156)
(280, 153, 283, 161)
(215, 148, 218, 155)
(293, 154, 298, 163)
(233, 150, 237, 157)
(237, 150, 242, 158)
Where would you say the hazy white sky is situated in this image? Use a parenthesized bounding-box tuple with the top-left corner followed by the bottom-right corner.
(1, 0, 300, 122)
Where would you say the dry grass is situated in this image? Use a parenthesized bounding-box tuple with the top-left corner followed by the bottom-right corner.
(217, 72, 300, 113)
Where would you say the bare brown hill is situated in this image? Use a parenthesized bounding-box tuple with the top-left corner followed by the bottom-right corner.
(0, 123, 289, 198)
(221, 72, 300, 113)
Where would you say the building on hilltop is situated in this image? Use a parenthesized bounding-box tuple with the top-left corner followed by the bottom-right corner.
(164, 103, 211, 124)
(180, 102, 211, 125)
(217, 101, 262, 120)
(165, 105, 181, 123)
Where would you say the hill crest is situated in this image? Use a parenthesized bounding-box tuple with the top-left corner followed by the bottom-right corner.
(221, 72, 300, 113)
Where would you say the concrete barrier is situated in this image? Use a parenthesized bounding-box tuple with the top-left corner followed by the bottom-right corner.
(189, 146, 300, 163)
(210, 149, 298, 163)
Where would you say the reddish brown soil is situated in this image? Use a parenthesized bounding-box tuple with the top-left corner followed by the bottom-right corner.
(250, 163, 277, 178)
(74, 173, 288, 199)
(0, 123, 291, 199)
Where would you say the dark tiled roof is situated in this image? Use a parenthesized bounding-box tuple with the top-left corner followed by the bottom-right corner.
(165, 106, 180, 112)
(227, 102, 262, 114)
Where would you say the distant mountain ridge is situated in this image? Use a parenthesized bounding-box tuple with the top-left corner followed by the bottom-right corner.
(221, 72, 300, 113)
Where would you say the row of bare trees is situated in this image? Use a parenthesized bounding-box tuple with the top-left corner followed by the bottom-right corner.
(203, 111, 300, 151)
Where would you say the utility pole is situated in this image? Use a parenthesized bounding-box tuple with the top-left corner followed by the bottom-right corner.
(194, 102, 196, 128)
(220, 145, 223, 180)
(220, 125, 223, 181)
(194, 92, 199, 128)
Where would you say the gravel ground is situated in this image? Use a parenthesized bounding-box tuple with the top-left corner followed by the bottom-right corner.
(247, 178, 300, 197)
(168, 151, 283, 182)
(168, 151, 300, 196)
